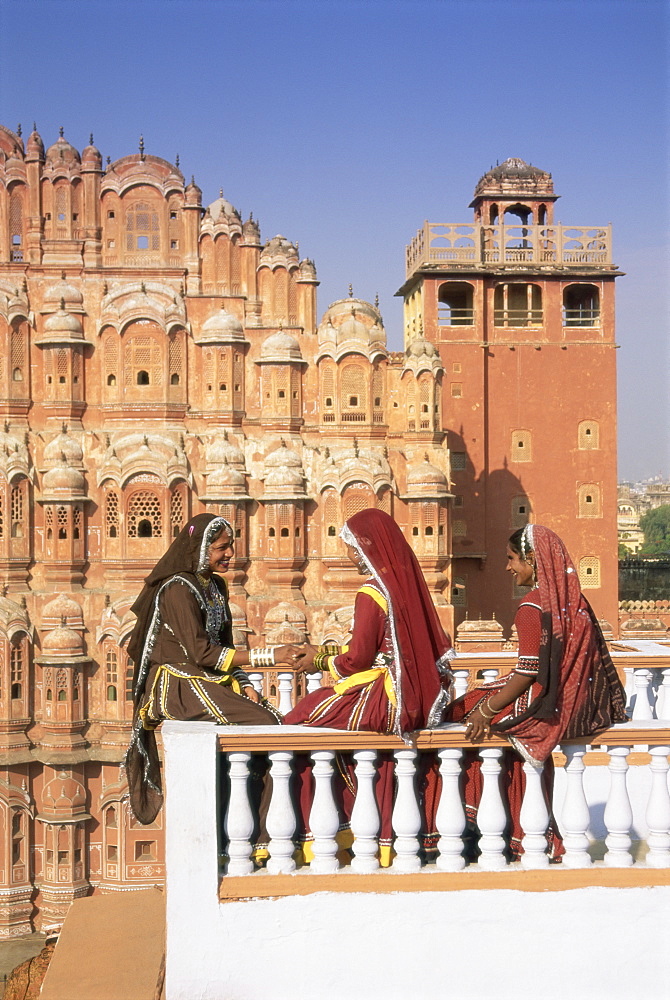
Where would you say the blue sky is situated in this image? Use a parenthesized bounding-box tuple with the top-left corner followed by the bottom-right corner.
(1, 0, 667, 481)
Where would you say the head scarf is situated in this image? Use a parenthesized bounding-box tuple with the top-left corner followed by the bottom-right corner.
(125, 513, 232, 823)
(496, 524, 627, 762)
(340, 508, 453, 734)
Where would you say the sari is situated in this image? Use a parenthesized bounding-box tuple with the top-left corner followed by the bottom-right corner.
(443, 524, 628, 859)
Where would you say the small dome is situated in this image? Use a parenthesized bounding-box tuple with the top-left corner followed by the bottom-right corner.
(242, 215, 260, 241)
(264, 440, 302, 469)
(208, 461, 246, 490)
(42, 772, 86, 814)
(339, 309, 368, 343)
(264, 466, 305, 490)
(26, 127, 44, 160)
(42, 306, 84, 340)
(260, 331, 303, 362)
(317, 297, 387, 356)
(42, 594, 84, 629)
(260, 235, 299, 266)
(81, 134, 102, 168)
(42, 623, 84, 655)
(407, 458, 448, 490)
(481, 157, 548, 182)
(206, 433, 245, 467)
(44, 276, 84, 309)
(264, 601, 306, 627)
(45, 131, 81, 167)
(44, 429, 83, 466)
(299, 258, 317, 280)
(206, 192, 240, 221)
(407, 337, 439, 359)
(198, 308, 244, 342)
(42, 462, 86, 495)
(185, 176, 202, 206)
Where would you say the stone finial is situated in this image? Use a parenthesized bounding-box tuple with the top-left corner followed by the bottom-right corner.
(17, 123, 22, 137)
(219, 187, 223, 198)
(139, 135, 145, 159)
(140, 281, 146, 294)
(106, 155, 111, 166)
(102, 280, 108, 295)
(89, 133, 94, 145)
(60, 297, 65, 311)
(375, 293, 379, 309)
(59, 126, 64, 138)
(348, 283, 353, 298)
(175, 154, 180, 168)
(33, 121, 37, 131)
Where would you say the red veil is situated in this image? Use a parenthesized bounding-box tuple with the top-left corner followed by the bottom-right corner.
(341, 508, 453, 734)
(493, 524, 627, 764)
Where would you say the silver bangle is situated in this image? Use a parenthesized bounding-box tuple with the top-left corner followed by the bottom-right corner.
(249, 646, 276, 669)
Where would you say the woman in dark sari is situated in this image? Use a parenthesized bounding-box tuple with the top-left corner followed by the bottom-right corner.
(285, 507, 454, 863)
(124, 513, 292, 825)
(444, 523, 627, 859)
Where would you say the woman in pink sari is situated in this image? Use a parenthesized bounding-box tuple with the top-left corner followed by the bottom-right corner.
(285, 507, 454, 863)
(445, 524, 627, 859)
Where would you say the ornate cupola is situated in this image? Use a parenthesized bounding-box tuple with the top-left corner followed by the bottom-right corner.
(259, 440, 307, 599)
(256, 329, 306, 431)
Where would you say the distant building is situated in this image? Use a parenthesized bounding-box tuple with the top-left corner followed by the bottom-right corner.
(0, 124, 620, 932)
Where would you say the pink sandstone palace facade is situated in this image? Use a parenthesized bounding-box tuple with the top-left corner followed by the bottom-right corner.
(0, 123, 620, 933)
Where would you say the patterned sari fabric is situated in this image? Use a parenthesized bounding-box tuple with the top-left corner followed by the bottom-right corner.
(443, 524, 628, 860)
(285, 508, 454, 862)
(125, 513, 279, 825)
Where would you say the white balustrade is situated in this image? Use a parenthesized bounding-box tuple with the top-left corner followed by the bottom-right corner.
(632, 668, 654, 721)
(247, 671, 263, 695)
(519, 761, 549, 869)
(453, 669, 469, 700)
(655, 669, 670, 721)
(306, 671, 323, 695)
(436, 748, 466, 871)
(560, 744, 592, 868)
(476, 748, 507, 870)
(350, 750, 380, 873)
(481, 668, 499, 686)
(224, 751, 254, 875)
(277, 671, 295, 715)
(604, 746, 634, 867)
(391, 749, 422, 873)
(266, 751, 296, 874)
(309, 750, 340, 873)
(645, 745, 670, 868)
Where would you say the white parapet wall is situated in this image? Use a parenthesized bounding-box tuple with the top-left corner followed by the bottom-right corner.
(162, 721, 670, 1000)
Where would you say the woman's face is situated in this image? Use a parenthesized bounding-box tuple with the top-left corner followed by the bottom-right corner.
(346, 544, 368, 576)
(207, 531, 234, 575)
(506, 544, 535, 587)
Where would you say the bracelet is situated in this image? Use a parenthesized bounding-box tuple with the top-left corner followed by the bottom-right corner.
(478, 697, 497, 720)
(249, 646, 276, 669)
(313, 651, 330, 672)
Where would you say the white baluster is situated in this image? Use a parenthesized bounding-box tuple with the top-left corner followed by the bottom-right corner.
(306, 671, 323, 695)
(351, 750, 380, 873)
(645, 745, 670, 868)
(632, 668, 654, 721)
(655, 669, 670, 721)
(519, 761, 549, 869)
(477, 748, 507, 870)
(436, 748, 465, 871)
(453, 669, 469, 700)
(309, 750, 340, 873)
(560, 744, 592, 868)
(623, 667, 634, 715)
(224, 751, 254, 875)
(604, 746, 634, 867)
(247, 671, 263, 696)
(392, 749, 422, 873)
(481, 668, 499, 686)
(266, 751, 296, 874)
(277, 671, 294, 715)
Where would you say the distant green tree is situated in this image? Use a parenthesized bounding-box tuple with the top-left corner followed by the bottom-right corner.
(639, 504, 670, 555)
(618, 542, 632, 559)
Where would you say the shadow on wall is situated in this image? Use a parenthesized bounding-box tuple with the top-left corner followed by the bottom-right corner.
(448, 427, 530, 636)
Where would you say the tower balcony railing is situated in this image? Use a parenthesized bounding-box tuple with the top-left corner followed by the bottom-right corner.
(405, 223, 613, 278)
(563, 308, 601, 327)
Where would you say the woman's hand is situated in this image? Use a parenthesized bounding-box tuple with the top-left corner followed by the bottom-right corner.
(273, 643, 306, 667)
(292, 644, 320, 674)
(243, 685, 262, 704)
(465, 704, 492, 743)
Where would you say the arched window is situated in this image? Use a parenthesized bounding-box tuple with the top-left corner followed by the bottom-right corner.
(511, 430, 532, 463)
(170, 486, 186, 538)
(438, 282, 474, 326)
(578, 484, 601, 518)
(342, 483, 374, 521)
(563, 284, 600, 326)
(494, 284, 542, 327)
(511, 495, 532, 529)
(452, 576, 466, 606)
(105, 489, 119, 537)
(579, 557, 601, 588)
(127, 491, 162, 538)
(125, 201, 160, 252)
(578, 420, 600, 450)
(9, 190, 25, 261)
(340, 364, 366, 421)
(321, 363, 336, 422)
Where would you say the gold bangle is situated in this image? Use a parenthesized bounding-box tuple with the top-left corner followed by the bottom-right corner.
(479, 698, 497, 720)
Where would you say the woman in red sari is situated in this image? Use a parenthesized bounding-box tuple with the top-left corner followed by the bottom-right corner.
(285, 507, 454, 863)
(444, 524, 627, 859)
